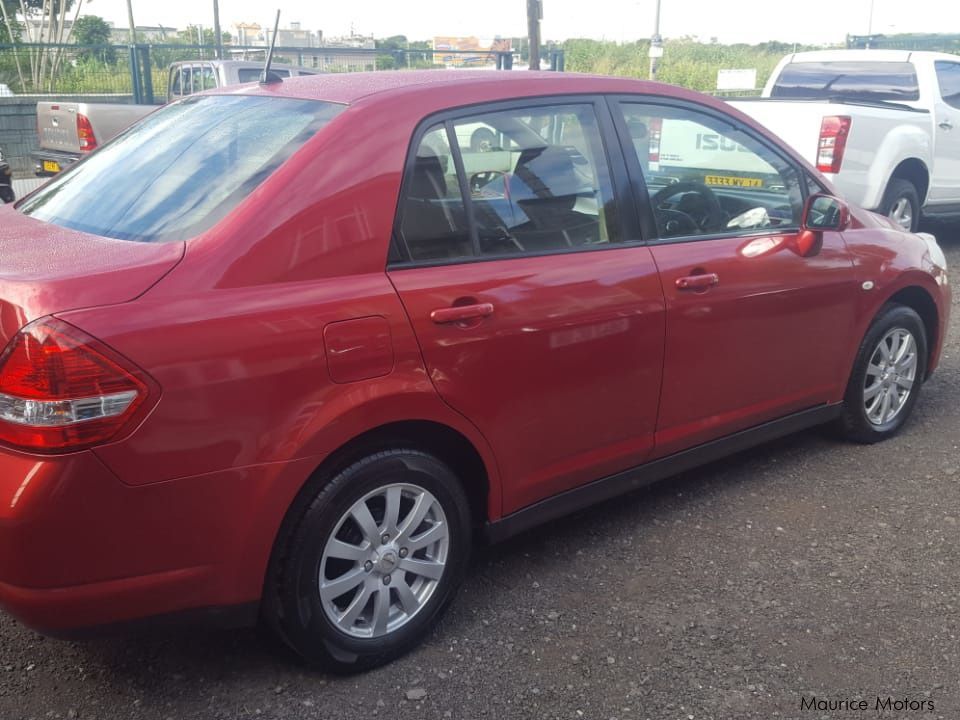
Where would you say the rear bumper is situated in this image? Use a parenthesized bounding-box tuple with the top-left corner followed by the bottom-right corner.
(31, 149, 80, 177)
(0, 446, 317, 633)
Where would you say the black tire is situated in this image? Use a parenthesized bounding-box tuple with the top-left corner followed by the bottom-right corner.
(470, 127, 497, 153)
(836, 304, 927, 444)
(265, 449, 472, 673)
(878, 178, 920, 233)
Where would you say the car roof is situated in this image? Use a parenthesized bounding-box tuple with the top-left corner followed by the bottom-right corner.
(220, 69, 695, 107)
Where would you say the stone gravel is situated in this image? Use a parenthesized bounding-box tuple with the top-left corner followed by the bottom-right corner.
(1, 221, 959, 720)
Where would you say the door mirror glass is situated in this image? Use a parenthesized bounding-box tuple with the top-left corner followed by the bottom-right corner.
(803, 194, 849, 230)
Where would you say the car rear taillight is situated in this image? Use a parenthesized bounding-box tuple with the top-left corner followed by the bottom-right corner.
(77, 113, 98, 152)
(817, 115, 851, 173)
(0, 318, 153, 453)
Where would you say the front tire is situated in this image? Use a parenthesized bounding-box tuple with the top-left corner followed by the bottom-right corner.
(879, 178, 920, 233)
(837, 304, 927, 444)
(266, 450, 472, 672)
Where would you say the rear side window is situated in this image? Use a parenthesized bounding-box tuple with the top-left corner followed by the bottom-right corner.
(397, 103, 619, 263)
(18, 95, 343, 242)
(237, 68, 292, 82)
(936, 61, 960, 109)
(770, 61, 920, 102)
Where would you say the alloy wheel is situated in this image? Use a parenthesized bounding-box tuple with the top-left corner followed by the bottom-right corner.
(863, 327, 918, 425)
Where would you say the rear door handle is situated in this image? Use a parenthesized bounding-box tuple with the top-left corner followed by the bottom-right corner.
(675, 273, 719, 291)
(430, 303, 495, 324)
(939, 119, 954, 131)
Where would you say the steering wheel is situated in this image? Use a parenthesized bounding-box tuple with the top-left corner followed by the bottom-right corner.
(651, 181, 725, 236)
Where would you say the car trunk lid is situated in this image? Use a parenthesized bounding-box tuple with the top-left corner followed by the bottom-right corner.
(0, 205, 183, 349)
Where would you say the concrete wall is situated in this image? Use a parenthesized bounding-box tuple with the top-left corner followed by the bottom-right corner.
(0, 95, 134, 176)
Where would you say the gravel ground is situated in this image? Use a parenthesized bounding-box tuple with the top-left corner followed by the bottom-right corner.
(2, 221, 959, 720)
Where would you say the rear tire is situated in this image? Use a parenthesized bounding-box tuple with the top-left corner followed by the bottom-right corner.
(879, 178, 920, 233)
(265, 449, 472, 673)
(836, 304, 927, 444)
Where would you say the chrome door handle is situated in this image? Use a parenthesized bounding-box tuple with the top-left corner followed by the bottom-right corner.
(939, 119, 954, 130)
(675, 273, 719, 291)
(430, 303, 495, 324)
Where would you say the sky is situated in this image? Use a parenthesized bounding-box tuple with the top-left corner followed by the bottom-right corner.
(83, 0, 950, 45)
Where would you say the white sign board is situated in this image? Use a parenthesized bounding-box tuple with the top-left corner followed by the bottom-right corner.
(716, 68, 757, 91)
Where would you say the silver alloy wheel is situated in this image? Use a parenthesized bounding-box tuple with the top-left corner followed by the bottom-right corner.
(888, 197, 913, 231)
(319, 483, 449, 639)
(863, 327, 918, 426)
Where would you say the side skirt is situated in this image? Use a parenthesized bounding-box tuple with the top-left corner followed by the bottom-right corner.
(484, 404, 841, 544)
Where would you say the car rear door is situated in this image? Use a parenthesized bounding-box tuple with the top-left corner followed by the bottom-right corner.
(388, 98, 665, 515)
(610, 97, 860, 457)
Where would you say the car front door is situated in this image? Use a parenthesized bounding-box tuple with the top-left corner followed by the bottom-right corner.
(388, 99, 666, 514)
(611, 98, 860, 457)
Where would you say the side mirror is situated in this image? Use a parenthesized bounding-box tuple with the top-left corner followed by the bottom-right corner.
(793, 194, 850, 256)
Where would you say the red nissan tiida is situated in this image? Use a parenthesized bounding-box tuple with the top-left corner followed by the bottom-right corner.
(0, 71, 949, 671)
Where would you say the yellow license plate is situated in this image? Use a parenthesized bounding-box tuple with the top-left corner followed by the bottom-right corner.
(704, 175, 763, 188)
(43, 160, 61, 174)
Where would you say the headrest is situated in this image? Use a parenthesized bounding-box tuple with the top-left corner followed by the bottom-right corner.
(510, 146, 584, 201)
(409, 153, 447, 201)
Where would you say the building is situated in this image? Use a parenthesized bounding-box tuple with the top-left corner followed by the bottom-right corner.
(432, 36, 506, 68)
(228, 23, 378, 72)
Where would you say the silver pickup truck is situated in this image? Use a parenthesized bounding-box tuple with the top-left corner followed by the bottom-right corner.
(33, 60, 318, 176)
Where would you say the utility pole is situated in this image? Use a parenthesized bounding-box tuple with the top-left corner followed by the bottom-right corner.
(126, 0, 137, 44)
(527, 0, 541, 70)
(648, 0, 663, 80)
(213, 0, 224, 59)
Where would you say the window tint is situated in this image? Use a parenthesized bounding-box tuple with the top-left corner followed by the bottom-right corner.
(770, 61, 919, 102)
(936, 61, 960, 110)
(618, 103, 803, 239)
(19, 96, 343, 242)
(398, 125, 472, 261)
(453, 104, 618, 255)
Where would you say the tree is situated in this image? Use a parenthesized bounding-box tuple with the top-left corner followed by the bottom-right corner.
(73, 14, 115, 62)
(0, 0, 89, 91)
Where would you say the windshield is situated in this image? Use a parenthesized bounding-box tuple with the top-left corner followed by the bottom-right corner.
(18, 95, 343, 243)
(770, 61, 919, 103)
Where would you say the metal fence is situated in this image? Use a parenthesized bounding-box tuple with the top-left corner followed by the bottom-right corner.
(0, 42, 558, 177)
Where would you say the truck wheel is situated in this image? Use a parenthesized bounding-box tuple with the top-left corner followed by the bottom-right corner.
(470, 128, 497, 153)
(879, 178, 920, 233)
(265, 449, 472, 672)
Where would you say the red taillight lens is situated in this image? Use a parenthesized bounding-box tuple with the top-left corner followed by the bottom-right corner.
(817, 115, 851, 174)
(0, 318, 152, 453)
(76, 113, 98, 152)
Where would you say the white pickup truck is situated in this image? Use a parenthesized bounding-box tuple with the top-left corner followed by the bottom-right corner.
(32, 60, 318, 176)
(730, 49, 960, 231)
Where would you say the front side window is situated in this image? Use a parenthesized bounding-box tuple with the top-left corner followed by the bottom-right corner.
(618, 102, 803, 240)
(935, 61, 960, 110)
(18, 95, 343, 242)
(397, 103, 619, 263)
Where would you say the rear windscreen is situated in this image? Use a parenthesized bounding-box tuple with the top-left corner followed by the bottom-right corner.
(18, 94, 342, 242)
(770, 61, 920, 102)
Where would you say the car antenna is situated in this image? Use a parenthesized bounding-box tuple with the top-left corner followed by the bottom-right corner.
(260, 10, 282, 85)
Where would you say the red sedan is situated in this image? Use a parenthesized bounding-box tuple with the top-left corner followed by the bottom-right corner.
(0, 71, 950, 671)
